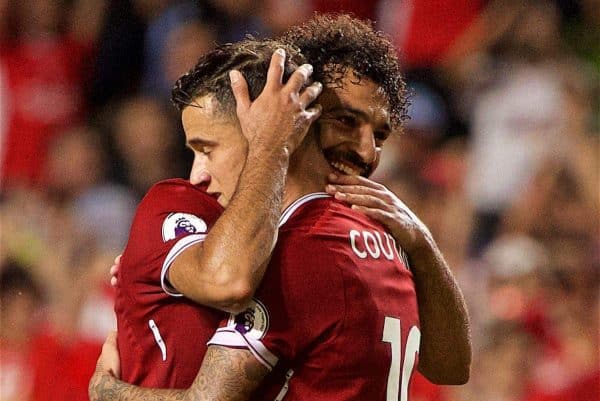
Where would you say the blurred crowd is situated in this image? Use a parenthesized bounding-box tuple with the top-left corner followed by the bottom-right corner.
(0, 1, 598, 401)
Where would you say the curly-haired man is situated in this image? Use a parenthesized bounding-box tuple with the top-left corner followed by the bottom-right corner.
(89, 14, 470, 401)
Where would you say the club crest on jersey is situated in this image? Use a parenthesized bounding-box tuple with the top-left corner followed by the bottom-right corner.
(228, 298, 269, 340)
(162, 213, 207, 242)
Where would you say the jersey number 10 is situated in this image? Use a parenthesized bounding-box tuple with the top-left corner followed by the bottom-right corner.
(382, 316, 421, 401)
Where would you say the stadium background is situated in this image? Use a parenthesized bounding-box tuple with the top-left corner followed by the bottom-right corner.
(0, 0, 598, 400)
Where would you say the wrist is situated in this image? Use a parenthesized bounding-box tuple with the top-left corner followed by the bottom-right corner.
(247, 145, 290, 165)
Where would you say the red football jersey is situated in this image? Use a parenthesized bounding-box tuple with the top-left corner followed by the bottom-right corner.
(209, 193, 421, 401)
(115, 179, 225, 388)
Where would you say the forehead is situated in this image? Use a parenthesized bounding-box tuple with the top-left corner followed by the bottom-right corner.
(320, 73, 390, 123)
(181, 96, 236, 139)
(181, 95, 228, 121)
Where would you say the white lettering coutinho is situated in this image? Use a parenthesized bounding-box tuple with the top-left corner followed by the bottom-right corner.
(349, 229, 400, 261)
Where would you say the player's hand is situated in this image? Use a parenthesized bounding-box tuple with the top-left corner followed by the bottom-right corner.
(326, 174, 434, 256)
(229, 48, 322, 156)
(98, 330, 121, 378)
(89, 331, 121, 401)
(109, 254, 122, 287)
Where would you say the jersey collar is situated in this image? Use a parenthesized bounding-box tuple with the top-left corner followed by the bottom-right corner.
(278, 192, 331, 227)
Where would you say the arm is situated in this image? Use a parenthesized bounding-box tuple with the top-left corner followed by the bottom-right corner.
(89, 332, 267, 401)
(168, 51, 322, 313)
(93, 235, 342, 401)
(182, 346, 268, 401)
(90, 372, 186, 401)
(326, 174, 471, 385)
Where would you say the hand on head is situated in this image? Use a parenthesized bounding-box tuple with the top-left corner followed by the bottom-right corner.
(229, 49, 322, 156)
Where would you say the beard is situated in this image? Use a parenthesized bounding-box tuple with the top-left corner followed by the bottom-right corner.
(321, 146, 375, 178)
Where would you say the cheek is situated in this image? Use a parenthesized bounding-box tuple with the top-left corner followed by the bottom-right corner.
(224, 146, 246, 176)
(226, 163, 242, 187)
(220, 152, 245, 191)
(318, 125, 345, 150)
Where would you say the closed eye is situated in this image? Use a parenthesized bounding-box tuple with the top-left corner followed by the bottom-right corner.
(186, 139, 215, 156)
(197, 146, 211, 155)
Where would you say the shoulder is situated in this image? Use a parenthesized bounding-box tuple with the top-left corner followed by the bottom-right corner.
(129, 179, 222, 242)
(281, 196, 384, 234)
(256, 230, 347, 329)
(276, 195, 395, 274)
(143, 179, 218, 205)
(280, 196, 357, 233)
(277, 199, 402, 274)
(274, 221, 352, 288)
(138, 179, 222, 216)
(281, 198, 385, 249)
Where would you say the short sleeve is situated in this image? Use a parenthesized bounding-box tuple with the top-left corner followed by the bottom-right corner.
(160, 232, 206, 296)
(123, 180, 221, 297)
(208, 233, 346, 370)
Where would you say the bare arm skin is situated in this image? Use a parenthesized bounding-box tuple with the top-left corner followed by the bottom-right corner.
(89, 336, 267, 401)
(89, 331, 186, 401)
(89, 372, 186, 401)
(182, 346, 268, 401)
(168, 51, 322, 313)
(326, 174, 472, 385)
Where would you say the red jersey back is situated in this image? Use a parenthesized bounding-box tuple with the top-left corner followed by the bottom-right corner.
(209, 193, 421, 401)
(116, 179, 225, 388)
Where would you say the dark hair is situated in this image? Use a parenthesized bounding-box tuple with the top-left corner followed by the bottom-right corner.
(280, 14, 409, 129)
(171, 38, 306, 115)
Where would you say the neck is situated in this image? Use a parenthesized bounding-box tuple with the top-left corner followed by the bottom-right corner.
(281, 134, 331, 210)
(282, 173, 325, 210)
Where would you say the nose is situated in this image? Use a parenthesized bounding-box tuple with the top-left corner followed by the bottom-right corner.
(354, 125, 377, 165)
(189, 157, 211, 185)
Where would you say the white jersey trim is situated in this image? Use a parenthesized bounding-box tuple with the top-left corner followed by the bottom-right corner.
(274, 369, 295, 401)
(148, 319, 167, 361)
(208, 327, 279, 371)
(161, 233, 207, 296)
(278, 192, 331, 227)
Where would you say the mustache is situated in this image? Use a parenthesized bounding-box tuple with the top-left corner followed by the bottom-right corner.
(322, 148, 375, 177)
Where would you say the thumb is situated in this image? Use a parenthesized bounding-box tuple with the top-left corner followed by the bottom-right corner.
(106, 330, 118, 345)
(102, 330, 121, 378)
(102, 330, 118, 355)
(229, 70, 251, 113)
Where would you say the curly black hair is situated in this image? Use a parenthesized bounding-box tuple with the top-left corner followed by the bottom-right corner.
(171, 38, 306, 115)
(280, 14, 409, 129)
